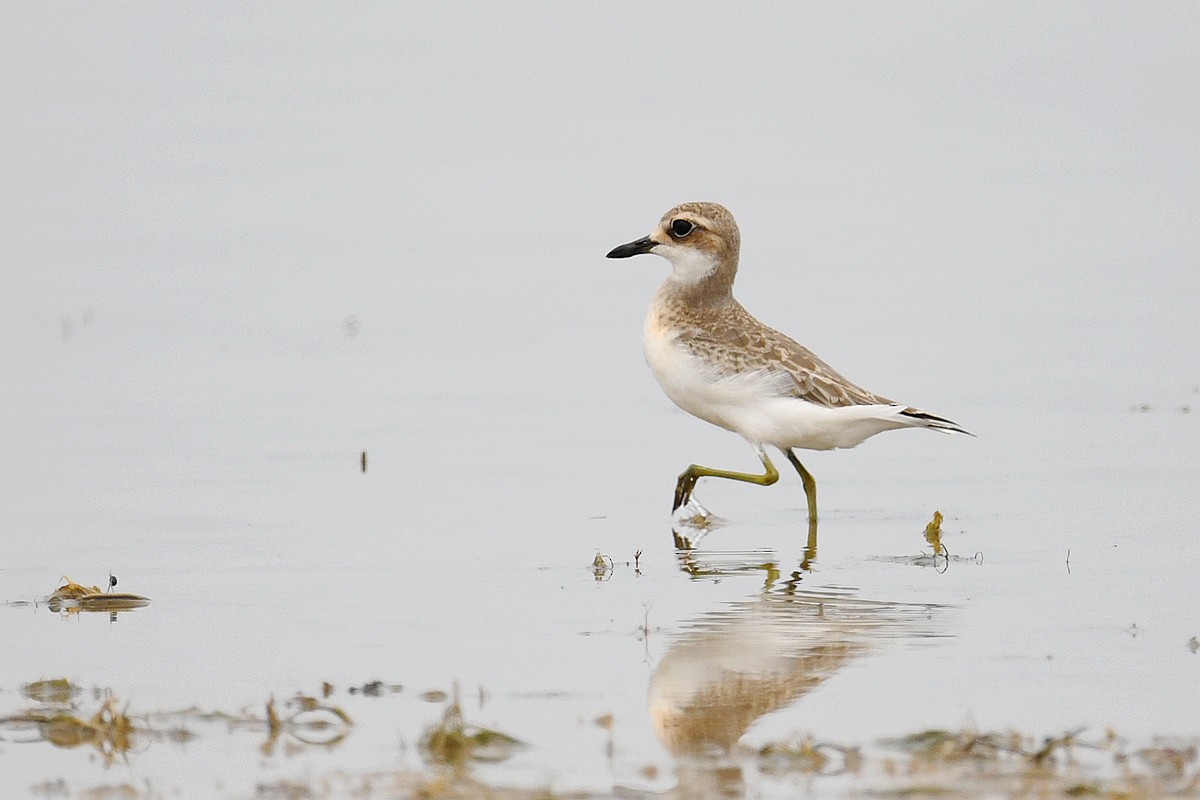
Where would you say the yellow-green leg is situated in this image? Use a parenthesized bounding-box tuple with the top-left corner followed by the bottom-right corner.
(801, 516, 819, 571)
(784, 448, 818, 524)
(672, 449, 780, 512)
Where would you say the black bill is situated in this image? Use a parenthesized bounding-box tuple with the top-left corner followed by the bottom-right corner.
(605, 236, 657, 259)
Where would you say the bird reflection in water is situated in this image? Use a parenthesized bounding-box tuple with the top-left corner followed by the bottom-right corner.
(674, 514, 819, 573)
(648, 581, 943, 793)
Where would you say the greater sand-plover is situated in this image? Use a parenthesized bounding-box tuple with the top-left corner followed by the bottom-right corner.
(607, 201, 969, 522)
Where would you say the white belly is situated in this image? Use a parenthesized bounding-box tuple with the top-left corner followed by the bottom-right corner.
(643, 312, 909, 451)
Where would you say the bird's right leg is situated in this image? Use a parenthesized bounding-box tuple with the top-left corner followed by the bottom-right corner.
(673, 448, 780, 512)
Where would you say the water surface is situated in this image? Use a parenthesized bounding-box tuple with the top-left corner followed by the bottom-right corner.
(2, 3, 1197, 797)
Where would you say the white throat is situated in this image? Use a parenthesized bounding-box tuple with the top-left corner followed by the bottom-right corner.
(655, 243, 719, 285)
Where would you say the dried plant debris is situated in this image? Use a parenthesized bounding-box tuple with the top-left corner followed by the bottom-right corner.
(45, 575, 149, 613)
(591, 551, 613, 579)
(348, 680, 403, 697)
(863, 727, 1198, 797)
(21, 678, 82, 705)
(0, 686, 354, 767)
(0, 692, 138, 765)
(261, 695, 353, 754)
(420, 696, 525, 768)
(866, 514, 982, 570)
(757, 733, 863, 776)
(923, 511, 946, 557)
(6, 680, 1195, 799)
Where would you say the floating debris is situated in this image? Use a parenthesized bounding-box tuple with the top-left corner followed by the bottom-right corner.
(1, 684, 355, 769)
(864, 514, 984, 571)
(46, 575, 149, 614)
(892, 726, 1088, 767)
(923, 510, 946, 557)
(2, 680, 1194, 798)
(0, 693, 138, 765)
(758, 734, 862, 776)
(419, 697, 525, 768)
(591, 551, 613, 579)
(348, 680, 402, 697)
(860, 726, 1199, 796)
(48, 576, 103, 601)
(676, 509, 719, 532)
(261, 694, 353, 754)
(21, 678, 82, 705)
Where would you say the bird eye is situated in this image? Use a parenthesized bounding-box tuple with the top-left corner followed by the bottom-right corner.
(671, 219, 695, 238)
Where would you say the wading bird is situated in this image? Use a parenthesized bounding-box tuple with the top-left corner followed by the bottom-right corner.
(607, 201, 969, 523)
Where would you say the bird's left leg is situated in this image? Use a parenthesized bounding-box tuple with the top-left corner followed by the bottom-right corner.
(673, 448, 780, 512)
(784, 448, 818, 524)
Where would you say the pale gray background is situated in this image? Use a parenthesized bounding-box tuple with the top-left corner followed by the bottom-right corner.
(2, 3, 1197, 797)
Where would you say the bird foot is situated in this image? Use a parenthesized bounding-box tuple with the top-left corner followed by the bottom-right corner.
(672, 474, 698, 513)
(672, 496, 721, 530)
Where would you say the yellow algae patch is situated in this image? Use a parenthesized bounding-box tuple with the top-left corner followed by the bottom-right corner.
(923, 511, 946, 557)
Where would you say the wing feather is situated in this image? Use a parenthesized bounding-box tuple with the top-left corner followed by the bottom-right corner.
(678, 301, 891, 408)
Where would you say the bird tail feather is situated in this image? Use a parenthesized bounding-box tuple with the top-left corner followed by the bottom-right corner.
(899, 407, 973, 436)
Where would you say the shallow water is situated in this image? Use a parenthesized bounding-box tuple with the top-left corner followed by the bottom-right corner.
(2, 4, 1198, 797)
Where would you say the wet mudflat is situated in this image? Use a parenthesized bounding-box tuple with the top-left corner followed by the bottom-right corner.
(2, 4, 1197, 798)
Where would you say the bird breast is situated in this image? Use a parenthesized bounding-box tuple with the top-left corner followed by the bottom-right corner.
(643, 309, 788, 436)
